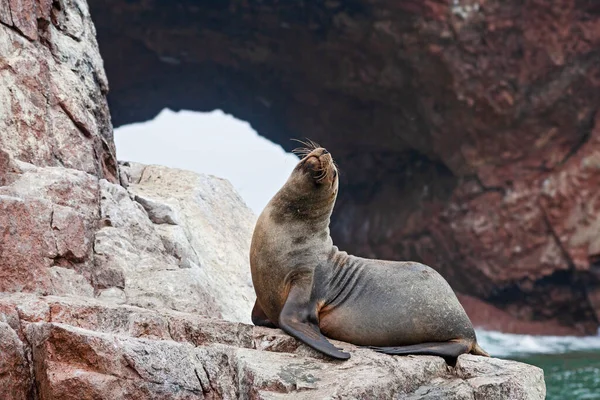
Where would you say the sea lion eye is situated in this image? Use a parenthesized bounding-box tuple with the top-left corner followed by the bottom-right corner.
(333, 170, 337, 178)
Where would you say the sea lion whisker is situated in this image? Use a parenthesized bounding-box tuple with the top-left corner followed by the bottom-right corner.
(307, 138, 321, 149)
(292, 147, 311, 156)
(290, 138, 317, 150)
(316, 168, 329, 182)
(315, 164, 327, 173)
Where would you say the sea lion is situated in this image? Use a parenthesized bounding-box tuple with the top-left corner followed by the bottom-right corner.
(249, 142, 489, 361)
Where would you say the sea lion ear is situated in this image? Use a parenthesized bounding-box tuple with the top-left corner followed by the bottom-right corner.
(278, 284, 351, 360)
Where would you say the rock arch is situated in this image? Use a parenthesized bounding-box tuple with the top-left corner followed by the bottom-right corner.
(89, 0, 600, 333)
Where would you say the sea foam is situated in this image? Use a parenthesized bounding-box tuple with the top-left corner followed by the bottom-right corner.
(476, 329, 600, 358)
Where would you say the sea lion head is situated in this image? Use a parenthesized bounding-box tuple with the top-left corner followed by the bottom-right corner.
(266, 141, 339, 224)
(291, 146, 339, 195)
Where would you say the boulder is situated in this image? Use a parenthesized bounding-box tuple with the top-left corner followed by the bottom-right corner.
(94, 162, 256, 323)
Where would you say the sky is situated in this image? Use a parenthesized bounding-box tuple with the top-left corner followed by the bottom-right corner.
(114, 108, 299, 214)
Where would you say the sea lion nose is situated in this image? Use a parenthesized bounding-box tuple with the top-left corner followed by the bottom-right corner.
(322, 149, 329, 154)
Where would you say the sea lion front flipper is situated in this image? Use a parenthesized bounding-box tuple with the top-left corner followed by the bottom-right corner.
(279, 285, 351, 360)
(251, 299, 278, 328)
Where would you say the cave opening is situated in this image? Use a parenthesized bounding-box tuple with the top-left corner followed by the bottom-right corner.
(114, 108, 299, 214)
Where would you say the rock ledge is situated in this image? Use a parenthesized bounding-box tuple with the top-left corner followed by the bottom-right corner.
(0, 293, 545, 400)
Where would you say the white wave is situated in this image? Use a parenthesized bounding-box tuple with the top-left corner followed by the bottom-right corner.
(475, 329, 600, 358)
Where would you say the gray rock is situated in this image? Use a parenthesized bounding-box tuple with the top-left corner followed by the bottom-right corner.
(134, 193, 180, 225)
(95, 164, 256, 323)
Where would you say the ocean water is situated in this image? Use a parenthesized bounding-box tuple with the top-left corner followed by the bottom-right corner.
(476, 330, 600, 399)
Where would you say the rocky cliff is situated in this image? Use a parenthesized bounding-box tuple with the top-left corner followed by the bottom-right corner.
(0, 1, 546, 398)
(87, 0, 600, 334)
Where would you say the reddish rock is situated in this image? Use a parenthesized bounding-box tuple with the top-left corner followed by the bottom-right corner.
(0, 322, 32, 400)
(0, 0, 116, 181)
(0, 166, 98, 296)
(458, 294, 581, 336)
(0, 0, 115, 298)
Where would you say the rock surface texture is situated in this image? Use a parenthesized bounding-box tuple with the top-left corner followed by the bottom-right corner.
(1, 0, 545, 398)
(97, 162, 256, 322)
(88, 0, 600, 334)
(0, 294, 546, 400)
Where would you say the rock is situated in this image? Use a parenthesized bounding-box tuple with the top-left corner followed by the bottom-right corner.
(0, 163, 98, 296)
(95, 163, 256, 323)
(456, 356, 547, 400)
(0, 0, 116, 181)
(134, 194, 180, 225)
(0, 0, 117, 299)
(457, 294, 583, 336)
(0, 322, 32, 400)
(88, 0, 600, 333)
(0, 293, 546, 400)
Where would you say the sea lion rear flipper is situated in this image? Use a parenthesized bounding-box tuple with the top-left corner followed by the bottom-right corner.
(470, 342, 490, 357)
(279, 285, 351, 360)
(251, 299, 278, 328)
(367, 340, 470, 359)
